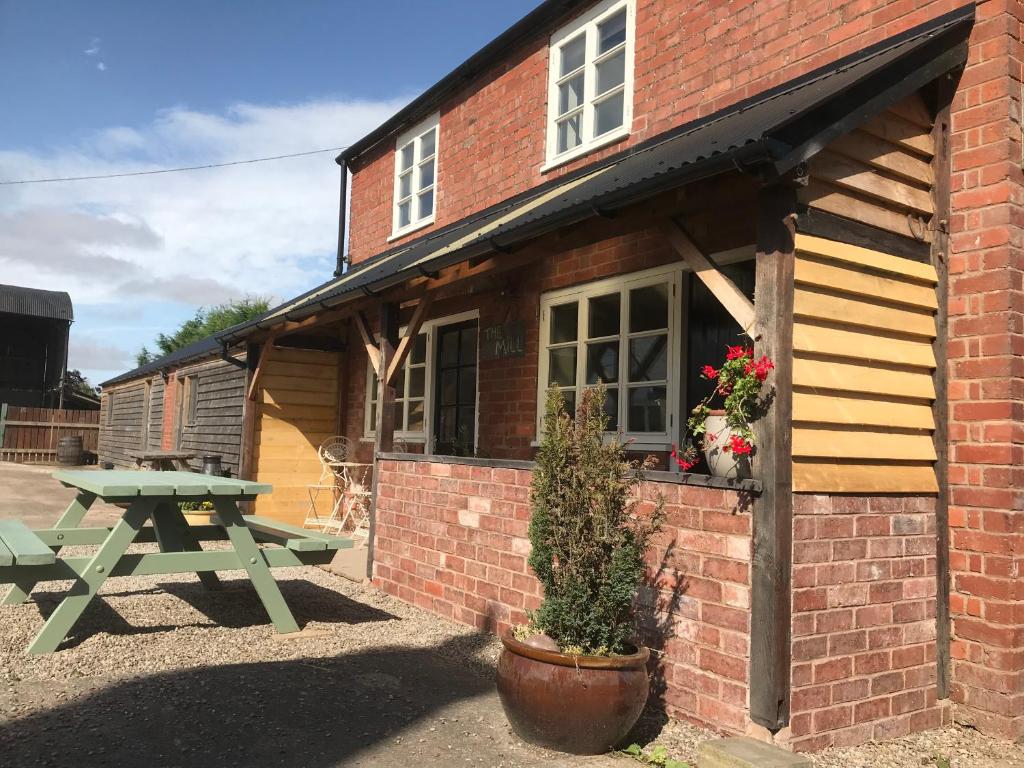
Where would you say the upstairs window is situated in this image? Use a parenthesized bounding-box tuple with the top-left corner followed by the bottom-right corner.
(545, 0, 634, 168)
(391, 113, 439, 238)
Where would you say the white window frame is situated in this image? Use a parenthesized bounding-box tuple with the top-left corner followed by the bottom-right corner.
(364, 310, 480, 454)
(390, 112, 440, 240)
(537, 264, 682, 450)
(543, 0, 635, 170)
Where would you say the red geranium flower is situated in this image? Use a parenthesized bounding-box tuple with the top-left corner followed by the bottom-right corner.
(725, 435, 753, 456)
(725, 345, 748, 361)
(701, 365, 717, 379)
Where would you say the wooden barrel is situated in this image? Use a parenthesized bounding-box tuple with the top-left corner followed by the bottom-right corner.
(57, 436, 83, 466)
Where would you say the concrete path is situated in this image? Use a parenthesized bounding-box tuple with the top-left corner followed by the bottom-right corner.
(0, 462, 124, 529)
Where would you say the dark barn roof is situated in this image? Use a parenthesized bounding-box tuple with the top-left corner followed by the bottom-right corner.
(218, 5, 971, 346)
(0, 283, 73, 322)
(99, 334, 236, 388)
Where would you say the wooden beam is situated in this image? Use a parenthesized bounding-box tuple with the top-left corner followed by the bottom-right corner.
(749, 183, 796, 731)
(663, 219, 758, 339)
(354, 311, 381, 375)
(385, 295, 433, 385)
(246, 334, 277, 402)
(930, 73, 955, 701)
(366, 302, 399, 580)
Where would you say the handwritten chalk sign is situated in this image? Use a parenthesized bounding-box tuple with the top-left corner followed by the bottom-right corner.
(480, 321, 526, 361)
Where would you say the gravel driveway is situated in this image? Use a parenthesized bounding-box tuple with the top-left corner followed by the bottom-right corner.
(0, 463, 1020, 767)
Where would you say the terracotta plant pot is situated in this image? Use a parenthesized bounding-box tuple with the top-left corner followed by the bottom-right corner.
(702, 412, 752, 479)
(496, 631, 650, 755)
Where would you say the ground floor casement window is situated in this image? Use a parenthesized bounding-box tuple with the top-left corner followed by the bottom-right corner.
(538, 265, 682, 448)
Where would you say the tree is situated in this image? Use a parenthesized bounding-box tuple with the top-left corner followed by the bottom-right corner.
(65, 369, 98, 396)
(135, 297, 270, 365)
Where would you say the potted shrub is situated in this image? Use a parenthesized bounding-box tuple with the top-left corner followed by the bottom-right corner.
(496, 385, 663, 755)
(673, 345, 774, 479)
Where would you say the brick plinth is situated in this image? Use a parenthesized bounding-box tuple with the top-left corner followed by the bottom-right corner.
(372, 457, 753, 735)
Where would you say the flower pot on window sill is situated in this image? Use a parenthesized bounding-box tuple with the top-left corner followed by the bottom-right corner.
(702, 412, 752, 480)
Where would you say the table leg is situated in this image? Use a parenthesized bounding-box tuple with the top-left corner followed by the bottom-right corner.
(151, 502, 222, 591)
(27, 498, 155, 655)
(3, 491, 96, 606)
(212, 499, 300, 634)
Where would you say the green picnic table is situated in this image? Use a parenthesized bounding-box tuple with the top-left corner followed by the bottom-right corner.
(0, 470, 353, 655)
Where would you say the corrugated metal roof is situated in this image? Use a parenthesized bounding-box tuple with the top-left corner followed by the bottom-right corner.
(0, 283, 73, 321)
(218, 5, 970, 345)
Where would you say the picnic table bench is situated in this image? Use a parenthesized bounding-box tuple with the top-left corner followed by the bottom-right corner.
(127, 449, 196, 471)
(0, 470, 353, 655)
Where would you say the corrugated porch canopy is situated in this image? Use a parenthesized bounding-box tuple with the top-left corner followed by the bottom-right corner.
(217, 5, 971, 345)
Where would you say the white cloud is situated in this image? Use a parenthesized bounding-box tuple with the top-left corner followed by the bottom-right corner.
(0, 95, 408, 384)
(97, 62, 107, 72)
(84, 37, 101, 56)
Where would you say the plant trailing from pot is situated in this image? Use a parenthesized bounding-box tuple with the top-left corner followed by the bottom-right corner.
(672, 345, 774, 477)
(496, 384, 664, 755)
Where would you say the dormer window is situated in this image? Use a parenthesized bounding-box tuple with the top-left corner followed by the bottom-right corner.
(391, 113, 439, 238)
(544, 0, 634, 169)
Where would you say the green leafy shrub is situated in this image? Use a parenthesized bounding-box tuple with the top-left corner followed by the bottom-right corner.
(527, 385, 663, 655)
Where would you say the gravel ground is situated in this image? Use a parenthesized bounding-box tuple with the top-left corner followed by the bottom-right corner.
(0, 540, 1020, 767)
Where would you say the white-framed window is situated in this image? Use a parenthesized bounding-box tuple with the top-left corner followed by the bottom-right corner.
(538, 265, 681, 447)
(365, 331, 428, 440)
(391, 113, 439, 239)
(544, 0, 635, 169)
(364, 310, 480, 453)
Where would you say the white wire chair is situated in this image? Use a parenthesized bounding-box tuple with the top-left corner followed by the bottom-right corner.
(303, 436, 372, 536)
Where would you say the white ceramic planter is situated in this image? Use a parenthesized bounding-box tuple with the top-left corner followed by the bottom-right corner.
(701, 413, 752, 479)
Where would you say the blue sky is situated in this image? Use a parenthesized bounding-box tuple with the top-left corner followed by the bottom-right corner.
(0, 0, 538, 386)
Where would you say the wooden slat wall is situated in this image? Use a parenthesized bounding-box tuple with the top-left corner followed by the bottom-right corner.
(791, 233, 939, 493)
(98, 381, 149, 467)
(252, 346, 340, 525)
(178, 360, 246, 475)
(0, 406, 100, 463)
(147, 377, 165, 450)
(800, 94, 934, 244)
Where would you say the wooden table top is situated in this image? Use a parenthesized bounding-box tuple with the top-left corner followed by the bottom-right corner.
(52, 470, 272, 499)
(127, 450, 197, 460)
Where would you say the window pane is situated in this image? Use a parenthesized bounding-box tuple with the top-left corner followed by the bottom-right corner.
(629, 283, 669, 332)
(398, 201, 411, 228)
(548, 347, 577, 387)
(408, 367, 425, 398)
(418, 189, 434, 219)
(560, 34, 586, 75)
(399, 171, 412, 199)
(460, 326, 478, 364)
(560, 389, 576, 417)
(588, 293, 620, 338)
(557, 114, 582, 153)
(419, 160, 434, 191)
(550, 302, 578, 343)
(420, 128, 436, 158)
(595, 90, 625, 136)
(394, 368, 405, 398)
(458, 369, 476, 402)
(602, 387, 619, 431)
(411, 333, 427, 365)
(392, 401, 404, 429)
(440, 328, 459, 365)
(628, 386, 666, 433)
(369, 371, 379, 403)
(440, 369, 459, 404)
(407, 400, 424, 432)
(368, 403, 377, 428)
(558, 75, 584, 116)
(399, 142, 414, 171)
(598, 10, 627, 53)
(586, 341, 619, 384)
(596, 50, 625, 95)
(629, 335, 667, 382)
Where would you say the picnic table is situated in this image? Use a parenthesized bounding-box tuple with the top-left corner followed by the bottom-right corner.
(0, 470, 352, 655)
(127, 449, 196, 471)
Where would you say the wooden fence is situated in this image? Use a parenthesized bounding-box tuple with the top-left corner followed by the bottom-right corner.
(0, 404, 100, 463)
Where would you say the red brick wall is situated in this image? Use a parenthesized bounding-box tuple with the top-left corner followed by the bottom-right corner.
(372, 457, 753, 735)
(346, 0, 966, 262)
(945, 0, 1024, 741)
(786, 494, 951, 752)
(161, 375, 178, 450)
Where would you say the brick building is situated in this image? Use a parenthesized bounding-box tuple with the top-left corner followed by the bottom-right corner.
(203, 0, 1022, 753)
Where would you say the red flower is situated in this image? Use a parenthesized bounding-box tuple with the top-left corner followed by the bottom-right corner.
(725, 435, 753, 456)
(701, 365, 717, 379)
(753, 356, 774, 382)
(677, 457, 698, 471)
(725, 345, 748, 361)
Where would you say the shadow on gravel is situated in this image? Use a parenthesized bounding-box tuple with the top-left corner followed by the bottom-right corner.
(29, 577, 397, 650)
(0, 634, 495, 768)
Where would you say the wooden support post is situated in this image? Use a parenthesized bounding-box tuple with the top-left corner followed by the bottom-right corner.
(246, 333, 277, 402)
(335, 320, 351, 439)
(749, 184, 796, 731)
(663, 219, 759, 339)
(239, 343, 259, 482)
(366, 302, 399, 579)
(385, 294, 433, 385)
(930, 72, 956, 700)
(354, 311, 381, 375)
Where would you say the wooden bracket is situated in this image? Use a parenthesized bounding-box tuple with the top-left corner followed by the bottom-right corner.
(385, 294, 433, 386)
(354, 311, 381, 376)
(663, 219, 759, 339)
(246, 333, 278, 402)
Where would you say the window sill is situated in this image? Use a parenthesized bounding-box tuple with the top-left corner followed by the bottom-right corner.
(387, 216, 435, 243)
(540, 127, 629, 174)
